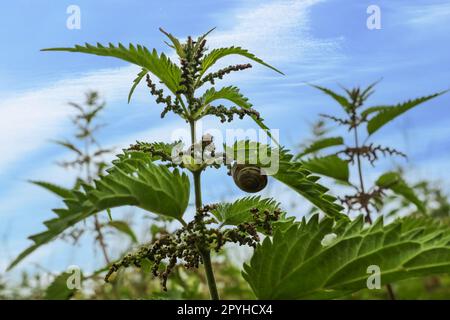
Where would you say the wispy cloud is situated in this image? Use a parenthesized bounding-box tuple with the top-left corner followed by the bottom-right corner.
(0, 65, 139, 173)
(206, 0, 341, 64)
(401, 2, 450, 27)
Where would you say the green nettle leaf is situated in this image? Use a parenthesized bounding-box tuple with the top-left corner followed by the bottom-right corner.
(30, 181, 74, 199)
(273, 153, 346, 220)
(295, 137, 344, 159)
(108, 220, 138, 243)
(309, 84, 352, 112)
(243, 214, 450, 299)
(360, 106, 386, 118)
(224, 140, 279, 170)
(8, 152, 190, 270)
(42, 43, 182, 95)
(376, 172, 426, 214)
(201, 86, 277, 143)
(45, 272, 81, 300)
(365, 91, 448, 136)
(159, 27, 185, 58)
(201, 86, 252, 108)
(200, 46, 284, 79)
(86, 152, 190, 218)
(302, 155, 349, 182)
(107, 208, 113, 221)
(211, 196, 281, 226)
(128, 68, 148, 103)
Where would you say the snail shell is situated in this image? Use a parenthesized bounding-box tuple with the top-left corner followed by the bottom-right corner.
(231, 164, 268, 193)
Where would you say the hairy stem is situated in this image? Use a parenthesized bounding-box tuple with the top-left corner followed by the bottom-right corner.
(190, 121, 220, 300)
(353, 123, 396, 300)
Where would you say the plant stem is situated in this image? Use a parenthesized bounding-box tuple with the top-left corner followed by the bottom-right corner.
(353, 128, 366, 199)
(386, 283, 396, 300)
(193, 170, 203, 209)
(85, 129, 111, 265)
(353, 124, 396, 300)
(199, 248, 219, 299)
(94, 215, 111, 264)
(189, 121, 220, 300)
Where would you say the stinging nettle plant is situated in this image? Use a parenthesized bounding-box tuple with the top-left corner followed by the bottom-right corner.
(294, 82, 448, 298)
(9, 29, 450, 300)
(32, 92, 115, 261)
(296, 82, 447, 221)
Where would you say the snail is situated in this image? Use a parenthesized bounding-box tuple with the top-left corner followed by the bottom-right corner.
(231, 164, 268, 193)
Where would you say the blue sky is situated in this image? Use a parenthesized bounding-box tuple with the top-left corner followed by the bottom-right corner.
(1, 0, 449, 281)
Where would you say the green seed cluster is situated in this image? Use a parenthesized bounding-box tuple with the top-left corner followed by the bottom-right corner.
(143, 34, 258, 124)
(215, 208, 281, 251)
(205, 104, 261, 123)
(145, 74, 184, 118)
(105, 222, 203, 291)
(105, 204, 281, 291)
(199, 63, 252, 86)
(177, 36, 207, 114)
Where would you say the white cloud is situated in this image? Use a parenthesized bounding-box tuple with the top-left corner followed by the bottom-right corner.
(385, 1, 450, 29)
(205, 0, 340, 64)
(401, 2, 450, 27)
(0, 65, 139, 172)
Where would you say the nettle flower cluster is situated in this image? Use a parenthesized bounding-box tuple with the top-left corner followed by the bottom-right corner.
(105, 203, 281, 290)
(146, 30, 262, 124)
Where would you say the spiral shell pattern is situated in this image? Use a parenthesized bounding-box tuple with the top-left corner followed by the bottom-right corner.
(231, 164, 268, 193)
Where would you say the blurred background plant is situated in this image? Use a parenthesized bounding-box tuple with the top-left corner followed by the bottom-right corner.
(293, 83, 450, 300)
(38, 91, 115, 261)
